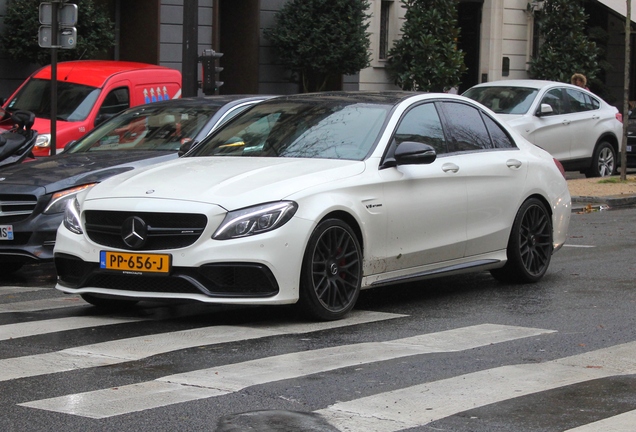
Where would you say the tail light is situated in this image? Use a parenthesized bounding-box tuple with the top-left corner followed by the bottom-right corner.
(616, 113, 623, 123)
(553, 158, 566, 179)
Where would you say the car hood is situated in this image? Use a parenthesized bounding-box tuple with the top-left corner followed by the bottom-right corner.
(0, 151, 176, 194)
(86, 157, 366, 210)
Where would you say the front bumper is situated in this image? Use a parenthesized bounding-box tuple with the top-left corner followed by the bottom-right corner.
(54, 212, 315, 305)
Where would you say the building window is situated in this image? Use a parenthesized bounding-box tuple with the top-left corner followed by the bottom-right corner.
(379, 1, 392, 60)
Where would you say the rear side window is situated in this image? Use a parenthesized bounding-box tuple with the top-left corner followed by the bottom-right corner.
(482, 115, 516, 149)
(565, 89, 596, 113)
(439, 102, 491, 151)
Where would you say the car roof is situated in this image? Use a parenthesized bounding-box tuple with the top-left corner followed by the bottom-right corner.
(32, 60, 177, 88)
(467, 79, 581, 91)
(270, 91, 427, 106)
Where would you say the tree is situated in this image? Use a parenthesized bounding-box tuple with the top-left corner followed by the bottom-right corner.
(529, 0, 599, 83)
(386, 0, 466, 92)
(264, 0, 371, 93)
(0, 0, 115, 66)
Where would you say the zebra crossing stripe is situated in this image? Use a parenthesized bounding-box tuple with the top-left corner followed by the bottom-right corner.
(0, 310, 403, 382)
(0, 316, 144, 341)
(317, 341, 636, 432)
(18, 323, 554, 418)
(0, 286, 51, 295)
(0, 296, 85, 313)
(563, 409, 636, 432)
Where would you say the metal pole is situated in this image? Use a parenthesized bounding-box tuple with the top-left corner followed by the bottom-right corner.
(50, 1, 59, 156)
(182, 1, 198, 97)
(621, 0, 631, 180)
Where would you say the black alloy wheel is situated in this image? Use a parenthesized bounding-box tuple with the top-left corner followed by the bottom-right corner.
(491, 198, 553, 283)
(299, 219, 362, 321)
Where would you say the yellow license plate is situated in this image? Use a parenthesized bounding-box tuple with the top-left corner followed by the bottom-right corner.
(100, 251, 171, 274)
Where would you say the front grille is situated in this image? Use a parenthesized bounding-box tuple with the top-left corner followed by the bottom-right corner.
(55, 254, 279, 298)
(84, 210, 207, 251)
(0, 194, 37, 223)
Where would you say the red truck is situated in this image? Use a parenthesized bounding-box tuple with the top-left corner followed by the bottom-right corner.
(1, 60, 182, 156)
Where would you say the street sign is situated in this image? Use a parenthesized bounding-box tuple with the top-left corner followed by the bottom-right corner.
(39, 3, 77, 26)
(38, 26, 77, 49)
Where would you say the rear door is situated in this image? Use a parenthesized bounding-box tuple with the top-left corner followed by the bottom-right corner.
(438, 101, 528, 257)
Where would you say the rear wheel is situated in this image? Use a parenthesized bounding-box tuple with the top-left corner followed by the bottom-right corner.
(81, 294, 139, 309)
(585, 141, 616, 178)
(298, 219, 362, 321)
(490, 198, 553, 284)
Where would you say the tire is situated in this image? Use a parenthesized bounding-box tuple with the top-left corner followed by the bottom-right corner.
(490, 198, 553, 284)
(585, 141, 616, 178)
(298, 219, 362, 321)
(81, 293, 139, 309)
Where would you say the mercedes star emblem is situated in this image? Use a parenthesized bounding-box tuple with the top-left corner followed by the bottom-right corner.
(121, 216, 148, 249)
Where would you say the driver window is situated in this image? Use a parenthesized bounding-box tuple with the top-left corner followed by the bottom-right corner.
(99, 88, 130, 116)
(539, 89, 564, 115)
(394, 103, 447, 155)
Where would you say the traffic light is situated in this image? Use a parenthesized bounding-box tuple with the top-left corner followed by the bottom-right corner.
(199, 49, 224, 95)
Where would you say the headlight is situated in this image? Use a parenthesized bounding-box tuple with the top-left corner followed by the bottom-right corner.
(213, 201, 298, 240)
(63, 197, 83, 234)
(35, 134, 51, 148)
(44, 184, 97, 214)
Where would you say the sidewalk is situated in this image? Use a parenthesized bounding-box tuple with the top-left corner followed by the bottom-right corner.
(567, 174, 636, 211)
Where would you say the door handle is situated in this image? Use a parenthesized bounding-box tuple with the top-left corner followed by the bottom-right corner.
(506, 159, 522, 169)
(442, 163, 460, 173)
(562, 119, 571, 125)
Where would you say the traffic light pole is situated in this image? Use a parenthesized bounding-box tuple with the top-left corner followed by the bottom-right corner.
(50, 1, 58, 155)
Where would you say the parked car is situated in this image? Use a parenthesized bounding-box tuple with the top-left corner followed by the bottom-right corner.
(463, 80, 623, 177)
(0, 95, 271, 274)
(54, 91, 571, 321)
(0, 60, 182, 156)
(624, 116, 636, 167)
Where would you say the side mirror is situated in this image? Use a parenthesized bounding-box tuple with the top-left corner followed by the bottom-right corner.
(0, 107, 8, 122)
(395, 141, 437, 165)
(536, 103, 554, 117)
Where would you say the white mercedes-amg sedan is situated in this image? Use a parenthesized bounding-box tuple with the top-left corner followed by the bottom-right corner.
(54, 92, 571, 321)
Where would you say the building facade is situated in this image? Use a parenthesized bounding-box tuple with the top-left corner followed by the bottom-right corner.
(0, 0, 634, 106)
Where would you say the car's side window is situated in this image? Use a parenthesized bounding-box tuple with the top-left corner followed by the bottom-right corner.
(394, 102, 447, 155)
(539, 89, 564, 115)
(99, 87, 130, 116)
(482, 114, 516, 149)
(564, 88, 594, 112)
(439, 102, 492, 152)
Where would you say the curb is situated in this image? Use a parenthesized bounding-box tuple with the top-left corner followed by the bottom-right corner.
(571, 194, 636, 212)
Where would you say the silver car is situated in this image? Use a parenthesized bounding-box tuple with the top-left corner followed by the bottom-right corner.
(464, 80, 623, 177)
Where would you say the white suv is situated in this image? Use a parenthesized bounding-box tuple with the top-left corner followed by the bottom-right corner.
(464, 80, 623, 177)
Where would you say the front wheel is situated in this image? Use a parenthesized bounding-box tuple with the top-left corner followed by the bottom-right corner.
(490, 198, 553, 284)
(298, 219, 362, 321)
(585, 141, 616, 178)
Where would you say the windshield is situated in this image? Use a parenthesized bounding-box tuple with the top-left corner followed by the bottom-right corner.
(190, 99, 390, 160)
(463, 86, 538, 114)
(67, 103, 221, 153)
(5, 78, 100, 121)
